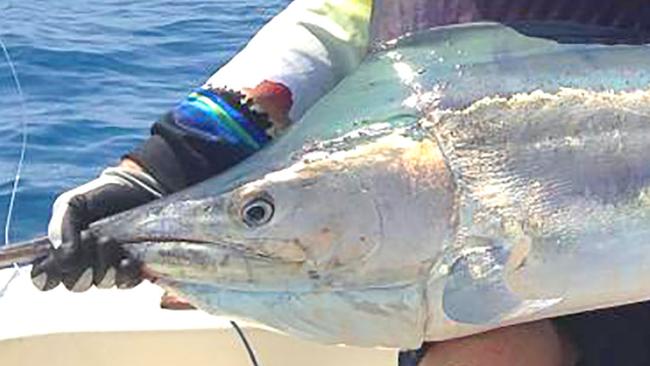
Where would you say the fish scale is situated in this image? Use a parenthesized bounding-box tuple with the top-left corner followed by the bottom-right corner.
(428, 87, 650, 323)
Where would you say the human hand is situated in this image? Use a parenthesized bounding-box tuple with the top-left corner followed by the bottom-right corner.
(30, 159, 165, 292)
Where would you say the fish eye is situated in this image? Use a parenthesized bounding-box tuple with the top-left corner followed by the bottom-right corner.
(241, 197, 274, 227)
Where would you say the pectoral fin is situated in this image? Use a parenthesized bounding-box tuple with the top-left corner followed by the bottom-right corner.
(442, 246, 561, 325)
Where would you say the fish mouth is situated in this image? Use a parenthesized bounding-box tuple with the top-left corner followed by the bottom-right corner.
(118, 235, 301, 261)
(118, 236, 216, 246)
(118, 235, 308, 289)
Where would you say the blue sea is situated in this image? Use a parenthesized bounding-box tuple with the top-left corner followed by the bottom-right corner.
(0, 0, 291, 242)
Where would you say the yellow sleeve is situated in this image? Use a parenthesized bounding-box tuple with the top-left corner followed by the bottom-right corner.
(204, 0, 373, 122)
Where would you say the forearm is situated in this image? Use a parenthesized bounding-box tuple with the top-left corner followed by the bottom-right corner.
(122, 91, 271, 191)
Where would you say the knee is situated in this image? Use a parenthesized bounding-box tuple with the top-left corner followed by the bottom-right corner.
(420, 320, 577, 366)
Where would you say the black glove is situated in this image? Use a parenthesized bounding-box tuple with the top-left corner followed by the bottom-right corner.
(30, 166, 165, 292)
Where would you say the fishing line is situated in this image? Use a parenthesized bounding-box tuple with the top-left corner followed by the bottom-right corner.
(0, 264, 18, 297)
(0, 34, 28, 295)
(231, 320, 261, 366)
(1, 38, 27, 246)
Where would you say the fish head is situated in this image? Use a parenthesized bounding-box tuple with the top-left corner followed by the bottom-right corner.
(91, 126, 456, 348)
(102, 127, 456, 293)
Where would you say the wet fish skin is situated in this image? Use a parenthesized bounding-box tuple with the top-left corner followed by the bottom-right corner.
(89, 23, 650, 348)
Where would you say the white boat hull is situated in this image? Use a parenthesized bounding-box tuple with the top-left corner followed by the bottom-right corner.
(0, 268, 394, 366)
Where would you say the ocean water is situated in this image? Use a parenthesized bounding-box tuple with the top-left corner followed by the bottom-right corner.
(0, 0, 290, 242)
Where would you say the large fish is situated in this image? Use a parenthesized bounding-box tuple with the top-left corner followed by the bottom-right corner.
(10, 22, 650, 349)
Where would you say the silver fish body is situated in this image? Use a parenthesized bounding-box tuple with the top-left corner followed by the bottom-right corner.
(91, 23, 650, 348)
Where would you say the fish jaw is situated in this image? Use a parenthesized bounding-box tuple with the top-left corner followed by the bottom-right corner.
(156, 279, 429, 349)
(127, 241, 310, 291)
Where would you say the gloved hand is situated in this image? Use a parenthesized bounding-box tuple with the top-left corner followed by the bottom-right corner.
(30, 160, 166, 292)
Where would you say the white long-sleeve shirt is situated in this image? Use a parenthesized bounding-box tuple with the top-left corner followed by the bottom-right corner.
(204, 0, 644, 124)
